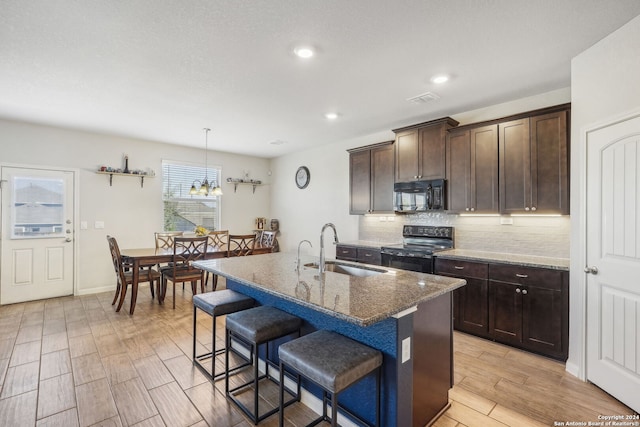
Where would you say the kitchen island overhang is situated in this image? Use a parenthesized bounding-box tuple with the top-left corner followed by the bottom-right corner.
(194, 253, 465, 427)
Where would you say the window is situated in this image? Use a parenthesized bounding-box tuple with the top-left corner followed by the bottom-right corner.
(11, 176, 65, 238)
(162, 161, 221, 232)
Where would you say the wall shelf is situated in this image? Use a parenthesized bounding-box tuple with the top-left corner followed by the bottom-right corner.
(227, 181, 263, 194)
(97, 171, 154, 188)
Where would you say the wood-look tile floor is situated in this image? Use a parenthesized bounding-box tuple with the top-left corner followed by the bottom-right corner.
(0, 283, 634, 427)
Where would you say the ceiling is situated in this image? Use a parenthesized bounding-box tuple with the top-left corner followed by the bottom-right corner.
(2, 1, 640, 159)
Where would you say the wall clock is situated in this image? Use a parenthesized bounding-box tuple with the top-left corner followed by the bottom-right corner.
(295, 166, 310, 189)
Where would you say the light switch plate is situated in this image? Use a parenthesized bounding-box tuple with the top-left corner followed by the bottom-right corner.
(94, 221, 105, 229)
(80, 221, 88, 230)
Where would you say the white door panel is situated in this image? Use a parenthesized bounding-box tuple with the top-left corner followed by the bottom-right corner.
(586, 114, 640, 412)
(1, 166, 75, 304)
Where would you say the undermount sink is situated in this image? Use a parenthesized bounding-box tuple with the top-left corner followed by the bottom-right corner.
(304, 261, 388, 277)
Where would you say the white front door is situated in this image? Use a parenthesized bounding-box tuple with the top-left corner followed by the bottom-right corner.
(586, 113, 640, 412)
(0, 166, 75, 304)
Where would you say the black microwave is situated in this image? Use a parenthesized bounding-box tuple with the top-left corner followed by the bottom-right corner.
(394, 179, 446, 212)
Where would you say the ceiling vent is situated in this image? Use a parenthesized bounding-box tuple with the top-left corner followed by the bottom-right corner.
(406, 91, 440, 104)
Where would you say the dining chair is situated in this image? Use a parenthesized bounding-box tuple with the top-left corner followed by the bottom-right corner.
(160, 236, 208, 309)
(153, 231, 184, 289)
(229, 234, 256, 257)
(107, 235, 160, 314)
(205, 230, 230, 290)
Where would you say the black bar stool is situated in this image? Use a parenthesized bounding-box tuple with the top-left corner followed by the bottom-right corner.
(225, 305, 302, 424)
(192, 290, 255, 380)
(278, 329, 382, 427)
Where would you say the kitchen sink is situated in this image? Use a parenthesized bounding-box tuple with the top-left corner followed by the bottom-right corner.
(304, 261, 388, 277)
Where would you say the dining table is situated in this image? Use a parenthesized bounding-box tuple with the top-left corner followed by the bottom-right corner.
(119, 243, 272, 314)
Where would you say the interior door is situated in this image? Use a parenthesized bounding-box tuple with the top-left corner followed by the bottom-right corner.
(586, 114, 640, 412)
(1, 166, 75, 304)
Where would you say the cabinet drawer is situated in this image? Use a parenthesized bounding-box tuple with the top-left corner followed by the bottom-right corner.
(489, 264, 564, 291)
(435, 258, 488, 279)
(357, 248, 381, 265)
(336, 245, 357, 261)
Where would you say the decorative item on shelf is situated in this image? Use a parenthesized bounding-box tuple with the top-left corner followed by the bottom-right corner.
(189, 128, 223, 197)
(194, 225, 210, 237)
(96, 158, 153, 188)
(270, 219, 279, 231)
(255, 217, 266, 230)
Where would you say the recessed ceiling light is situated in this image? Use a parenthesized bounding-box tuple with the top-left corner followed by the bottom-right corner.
(324, 112, 339, 120)
(431, 74, 449, 84)
(294, 46, 314, 59)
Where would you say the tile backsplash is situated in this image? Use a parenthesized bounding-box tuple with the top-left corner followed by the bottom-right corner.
(359, 213, 570, 259)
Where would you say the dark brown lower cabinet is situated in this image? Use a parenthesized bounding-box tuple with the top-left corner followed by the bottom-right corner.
(488, 263, 568, 361)
(336, 244, 381, 266)
(434, 259, 490, 338)
(436, 257, 568, 361)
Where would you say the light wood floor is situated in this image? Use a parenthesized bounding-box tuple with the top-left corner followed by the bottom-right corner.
(0, 282, 633, 427)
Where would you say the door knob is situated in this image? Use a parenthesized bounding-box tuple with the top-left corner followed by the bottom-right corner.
(65, 237, 72, 242)
(584, 266, 599, 275)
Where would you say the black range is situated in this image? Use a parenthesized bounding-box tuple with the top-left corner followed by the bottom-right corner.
(381, 225, 454, 273)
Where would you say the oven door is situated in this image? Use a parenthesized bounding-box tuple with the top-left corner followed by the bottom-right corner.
(381, 253, 433, 273)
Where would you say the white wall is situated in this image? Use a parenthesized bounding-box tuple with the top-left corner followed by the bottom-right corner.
(0, 119, 271, 294)
(270, 88, 571, 257)
(568, 14, 640, 378)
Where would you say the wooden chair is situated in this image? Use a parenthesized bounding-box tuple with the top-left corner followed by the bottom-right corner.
(154, 231, 184, 289)
(155, 231, 184, 250)
(205, 230, 230, 290)
(229, 234, 256, 257)
(160, 236, 208, 309)
(107, 235, 160, 314)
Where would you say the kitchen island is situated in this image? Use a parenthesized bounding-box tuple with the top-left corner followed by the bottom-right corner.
(194, 253, 465, 427)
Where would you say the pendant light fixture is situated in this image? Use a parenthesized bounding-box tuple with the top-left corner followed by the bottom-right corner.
(189, 128, 223, 197)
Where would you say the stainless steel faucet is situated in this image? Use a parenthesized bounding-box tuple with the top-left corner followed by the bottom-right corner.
(296, 240, 312, 272)
(319, 223, 339, 274)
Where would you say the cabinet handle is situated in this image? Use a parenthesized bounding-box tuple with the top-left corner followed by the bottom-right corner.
(470, 207, 475, 212)
(522, 289, 528, 295)
(524, 207, 530, 211)
(531, 207, 537, 211)
(414, 175, 418, 179)
(454, 266, 465, 270)
(465, 208, 470, 211)
(516, 288, 521, 293)
(341, 250, 349, 254)
(516, 274, 528, 278)
(364, 253, 371, 257)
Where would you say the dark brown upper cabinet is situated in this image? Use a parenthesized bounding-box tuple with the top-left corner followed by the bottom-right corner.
(348, 141, 395, 214)
(393, 117, 459, 182)
(499, 110, 569, 214)
(446, 124, 499, 214)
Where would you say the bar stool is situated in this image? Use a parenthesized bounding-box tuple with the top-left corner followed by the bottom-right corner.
(192, 290, 255, 380)
(278, 330, 382, 427)
(225, 305, 302, 424)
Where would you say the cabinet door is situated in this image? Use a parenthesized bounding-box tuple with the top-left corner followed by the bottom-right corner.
(458, 277, 490, 337)
(488, 280, 522, 345)
(395, 129, 420, 182)
(370, 144, 395, 213)
(530, 111, 569, 214)
(522, 283, 565, 358)
(499, 118, 531, 214)
(349, 149, 371, 214)
(471, 125, 499, 213)
(446, 130, 471, 213)
(419, 125, 446, 179)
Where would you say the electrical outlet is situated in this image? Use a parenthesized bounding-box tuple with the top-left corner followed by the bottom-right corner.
(402, 337, 411, 363)
(80, 221, 88, 230)
(94, 221, 105, 229)
(500, 217, 514, 225)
